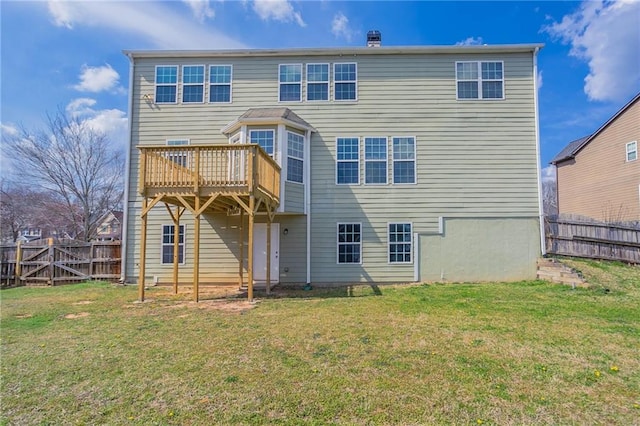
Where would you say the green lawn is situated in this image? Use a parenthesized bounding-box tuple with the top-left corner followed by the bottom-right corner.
(1, 258, 639, 425)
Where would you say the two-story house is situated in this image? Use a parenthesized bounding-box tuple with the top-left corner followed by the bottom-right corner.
(551, 93, 640, 222)
(122, 37, 544, 301)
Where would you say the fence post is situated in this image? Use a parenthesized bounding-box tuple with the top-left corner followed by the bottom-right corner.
(48, 238, 55, 286)
(14, 241, 22, 287)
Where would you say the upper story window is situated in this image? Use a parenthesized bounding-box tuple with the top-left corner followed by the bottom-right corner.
(279, 64, 302, 102)
(364, 137, 388, 185)
(336, 137, 360, 185)
(182, 65, 204, 103)
(456, 61, 504, 100)
(626, 141, 637, 162)
(287, 132, 304, 183)
(306, 63, 329, 101)
(250, 130, 275, 156)
(334, 63, 357, 101)
(155, 66, 178, 103)
(392, 137, 416, 184)
(210, 65, 232, 103)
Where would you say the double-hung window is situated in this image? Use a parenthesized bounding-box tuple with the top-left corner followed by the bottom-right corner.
(388, 223, 412, 263)
(250, 130, 275, 157)
(334, 63, 357, 101)
(364, 137, 388, 184)
(210, 65, 232, 103)
(162, 224, 185, 264)
(337, 223, 361, 264)
(306, 63, 329, 101)
(166, 139, 189, 167)
(456, 61, 504, 100)
(287, 132, 304, 183)
(336, 137, 360, 184)
(279, 64, 302, 102)
(626, 141, 637, 162)
(155, 66, 178, 103)
(182, 65, 204, 103)
(392, 137, 416, 184)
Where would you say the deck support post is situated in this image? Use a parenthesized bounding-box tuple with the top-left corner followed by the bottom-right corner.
(193, 196, 201, 302)
(247, 196, 255, 302)
(139, 197, 148, 302)
(238, 209, 244, 288)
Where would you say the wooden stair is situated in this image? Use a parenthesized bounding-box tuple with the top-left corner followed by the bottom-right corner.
(536, 258, 589, 288)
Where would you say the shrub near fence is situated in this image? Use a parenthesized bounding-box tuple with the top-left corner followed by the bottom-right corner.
(545, 216, 640, 264)
(0, 240, 121, 288)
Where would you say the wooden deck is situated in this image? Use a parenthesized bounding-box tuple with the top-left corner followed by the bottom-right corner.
(139, 144, 280, 211)
(137, 144, 281, 302)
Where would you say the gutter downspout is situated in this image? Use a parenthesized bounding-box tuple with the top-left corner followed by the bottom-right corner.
(533, 46, 547, 256)
(120, 53, 135, 282)
(305, 130, 312, 286)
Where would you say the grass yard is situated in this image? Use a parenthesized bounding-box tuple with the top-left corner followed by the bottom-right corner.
(1, 258, 639, 425)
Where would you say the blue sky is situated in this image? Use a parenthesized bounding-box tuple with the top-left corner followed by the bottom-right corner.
(1, 0, 639, 180)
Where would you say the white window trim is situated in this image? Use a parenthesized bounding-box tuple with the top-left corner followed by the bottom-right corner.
(455, 61, 505, 101)
(249, 129, 276, 157)
(334, 62, 358, 102)
(306, 63, 329, 102)
(626, 141, 637, 162)
(391, 136, 418, 185)
(336, 137, 360, 185)
(165, 139, 190, 167)
(364, 136, 389, 185)
(155, 65, 178, 104)
(161, 224, 186, 265)
(388, 222, 413, 264)
(209, 64, 233, 104)
(336, 222, 363, 265)
(181, 64, 205, 104)
(278, 63, 303, 103)
(286, 131, 305, 184)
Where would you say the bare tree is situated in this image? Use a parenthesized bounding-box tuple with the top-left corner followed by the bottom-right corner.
(3, 111, 124, 241)
(541, 166, 558, 216)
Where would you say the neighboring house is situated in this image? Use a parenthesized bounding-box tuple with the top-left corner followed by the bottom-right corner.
(551, 93, 640, 222)
(95, 211, 123, 241)
(122, 35, 544, 300)
(16, 227, 43, 243)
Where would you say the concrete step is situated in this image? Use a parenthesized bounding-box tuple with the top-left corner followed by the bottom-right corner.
(536, 257, 589, 288)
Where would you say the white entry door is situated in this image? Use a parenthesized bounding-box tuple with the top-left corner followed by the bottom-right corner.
(253, 223, 280, 283)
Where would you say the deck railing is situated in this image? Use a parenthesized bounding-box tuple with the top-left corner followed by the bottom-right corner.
(138, 144, 280, 202)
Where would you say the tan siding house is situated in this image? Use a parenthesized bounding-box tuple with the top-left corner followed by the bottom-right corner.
(551, 93, 640, 221)
(122, 41, 544, 300)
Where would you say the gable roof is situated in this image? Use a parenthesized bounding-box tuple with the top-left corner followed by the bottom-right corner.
(222, 107, 316, 134)
(550, 92, 640, 165)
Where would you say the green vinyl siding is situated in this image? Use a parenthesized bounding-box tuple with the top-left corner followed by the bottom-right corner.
(126, 48, 540, 284)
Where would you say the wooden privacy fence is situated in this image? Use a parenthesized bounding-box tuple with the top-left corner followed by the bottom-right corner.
(545, 217, 640, 264)
(0, 240, 121, 288)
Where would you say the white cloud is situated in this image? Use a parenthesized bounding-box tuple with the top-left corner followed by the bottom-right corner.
(455, 36, 484, 46)
(1, 123, 19, 138)
(73, 64, 124, 94)
(331, 12, 355, 42)
(46, 1, 245, 49)
(537, 70, 543, 91)
(65, 98, 128, 150)
(541, 165, 556, 183)
(253, 0, 305, 27)
(543, 0, 640, 103)
(183, 0, 215, 22)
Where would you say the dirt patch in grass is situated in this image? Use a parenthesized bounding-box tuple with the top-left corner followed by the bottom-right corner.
(14, 314, 32, 319)
(63, 312, 90, 319)
(72, 300, 94, 305)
